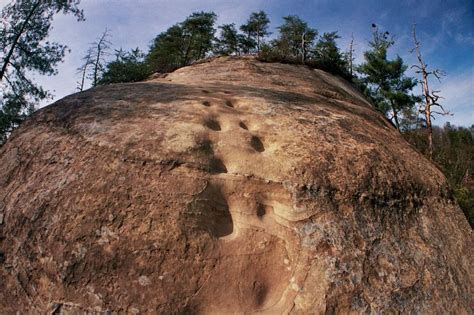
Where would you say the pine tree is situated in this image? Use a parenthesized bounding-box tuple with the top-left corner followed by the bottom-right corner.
(313, 32, 349, 78)
(98, 48, 151, 85)
(147, 12, 217, 72)
(358, 25, 417, 130)
(0, 0, 84, 145)
(276, 15, 317, 64)
(238, 23, 257, 54)
(240, 11, 271, 53)
(215, 23, 240, 55)
(181, 12, 217, 66)
(147, 24, 185, 72)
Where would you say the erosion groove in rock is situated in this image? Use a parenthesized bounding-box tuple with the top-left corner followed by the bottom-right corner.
(0, 56, 472, 314)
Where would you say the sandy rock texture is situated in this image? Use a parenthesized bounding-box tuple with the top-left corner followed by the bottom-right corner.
(0, 57, 472, 314)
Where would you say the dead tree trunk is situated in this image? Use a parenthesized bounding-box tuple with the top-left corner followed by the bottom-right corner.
(348, 33, 354, 77)
(76, 51, 92, 91)
(90, 29, 111, 87)
(411, 24, 450, 159)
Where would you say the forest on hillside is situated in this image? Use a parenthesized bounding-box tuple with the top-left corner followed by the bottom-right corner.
(0, 1, 472, 226)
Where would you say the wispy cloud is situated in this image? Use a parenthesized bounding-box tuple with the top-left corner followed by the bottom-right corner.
(430, 67, 474, 126)
(455, 33, 474, 45)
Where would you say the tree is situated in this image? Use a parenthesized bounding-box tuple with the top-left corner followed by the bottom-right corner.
(240, 11, 271, 53)
(147, 12, 217, 72)
(77, 29, 111, 90)
(215, 23, 240, 55)
(0, 0, 84, 145)
(180, 11, 217, 66)
(147, 24, 185, 73)
(277, 15, 317, 64)
(98, 48, 151, 85)
(403, 123, 474, 227)
(76, 49, 92, 91)
(312, 32, 349, 78)
(346, 33, 355, 77)
(411, 24, 451, 159)
(89, 29, 112, 87)
(238, 23, 257, 54)
(358, 25, 418, 130)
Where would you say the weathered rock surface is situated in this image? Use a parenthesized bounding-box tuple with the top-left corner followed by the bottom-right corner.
(0, 57, 472, 314)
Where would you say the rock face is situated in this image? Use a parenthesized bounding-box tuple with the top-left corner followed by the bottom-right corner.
(0, 57, 472, 314)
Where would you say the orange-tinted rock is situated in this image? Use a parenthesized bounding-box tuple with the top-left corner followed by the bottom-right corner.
(0, 57, 472, 314)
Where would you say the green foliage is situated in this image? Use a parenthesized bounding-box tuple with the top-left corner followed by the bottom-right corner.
(310, 32, 350, 78)
(214, 23, 241, 55)
(0, 0, 84, 145)
(454, 187, 474, 227)
(404, 124, 474, 227)
(239, 11, 271, 53)
(238, 25, 257, 54)
(357, 26, 418, 129)
(181, 11, 217, 64)
(146, 24, 186, 72)
(98, 48, 151, 85)
(147, 11, 217, 72)
(277, 15, 317, 63)
(257, 16, 352, 80)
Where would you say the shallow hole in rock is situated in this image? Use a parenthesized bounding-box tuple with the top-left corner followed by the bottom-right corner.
(204, 119, 221, 131)
(239, 122, 248, 130)
(223, 91, 232, 94)
(225, 100, 234, 108)
(250, 136, 265, 152)
(212, 205, 233, 237)
(256, 203, 266, 218)
(253, 281, 268, 306)
(209, 157, 228, 174)
(187, 185, 233, 238)
(202, 89, 210, 93)
(197, 139, 214, 155)
(202, 101, 211, 107)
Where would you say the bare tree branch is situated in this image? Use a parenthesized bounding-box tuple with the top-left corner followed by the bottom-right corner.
(410, 23, 451, 159)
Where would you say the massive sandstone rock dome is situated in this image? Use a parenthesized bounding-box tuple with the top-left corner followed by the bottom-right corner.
(0, 57, 472, 314)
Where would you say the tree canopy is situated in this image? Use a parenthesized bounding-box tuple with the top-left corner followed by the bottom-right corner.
(357, 26, 418, 130)
(147, 11, 217, 73)
(276, 15, 317, 63)
(98, 48, 151, 85)
(0, 0, 84, 144)
(311, 32, 349, 77)
(240, 11, 271, 53)
(214, 23, 241, 55)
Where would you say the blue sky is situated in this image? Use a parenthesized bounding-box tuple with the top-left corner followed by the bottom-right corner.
(2, 0, 473, 126)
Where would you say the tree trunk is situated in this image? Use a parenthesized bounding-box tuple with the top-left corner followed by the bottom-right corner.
(349, 34, 354, 77)
(182, 33, 195, 66)
(392, 104, 400, 131)
(412, 25, 436, 160)
(425, 105, 433, 158)
(257, 34, 260, 54)
(79, 62, 88, 91)
(93, 45, 101, 87)
(301, 33, 306, 64)
(0, 1, 42, 81)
